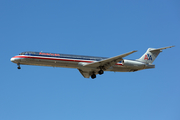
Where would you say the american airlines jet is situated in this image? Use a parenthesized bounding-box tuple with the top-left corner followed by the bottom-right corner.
(11, 46, 174, 79)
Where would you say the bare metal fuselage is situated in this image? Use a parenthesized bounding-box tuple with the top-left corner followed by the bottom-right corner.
(11, 46, 174, 78)
(11, 54, 154, 73)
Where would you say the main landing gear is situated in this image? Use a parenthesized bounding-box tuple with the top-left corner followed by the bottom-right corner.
(98, 69, 104, 75)
(91, 69, 104, 79)
(91, 74, 96, 79)
(17, 63, 21, 69)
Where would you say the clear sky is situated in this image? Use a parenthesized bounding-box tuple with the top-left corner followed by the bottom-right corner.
(1, 0, 180, 120)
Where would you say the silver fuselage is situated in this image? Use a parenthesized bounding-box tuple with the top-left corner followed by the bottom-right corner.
(11, 51, 155, 72)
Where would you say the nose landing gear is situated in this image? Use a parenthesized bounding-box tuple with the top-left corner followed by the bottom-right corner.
(17, 63, 21, 69)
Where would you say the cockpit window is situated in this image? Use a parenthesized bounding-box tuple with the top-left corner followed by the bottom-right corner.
(19, 52, 25, 55)
(19, 51, 36, 55)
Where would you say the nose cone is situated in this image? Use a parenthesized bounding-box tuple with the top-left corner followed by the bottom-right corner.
(10, 57, 20, 63)
(10, 56, 22, 63)
(10, 57, 15, 62)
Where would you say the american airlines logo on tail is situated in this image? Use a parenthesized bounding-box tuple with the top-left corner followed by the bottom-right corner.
(144, 54, 152, 60)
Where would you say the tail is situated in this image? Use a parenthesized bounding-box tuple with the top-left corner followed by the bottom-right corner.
(137, 46, 174, 64)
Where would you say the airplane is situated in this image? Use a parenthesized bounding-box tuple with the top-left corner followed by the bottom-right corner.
(10, 46, 174, 79)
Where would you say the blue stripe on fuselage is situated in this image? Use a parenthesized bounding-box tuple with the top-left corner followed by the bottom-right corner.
(19, 51, 125, 63)
(27, 53, 106, 62)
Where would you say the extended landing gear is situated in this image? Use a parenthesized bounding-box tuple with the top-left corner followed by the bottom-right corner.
(98, 69, 104, 75)
(17, 63, 21, 69)
(91, 74, 96, 79)
(91, 70, 104, 79)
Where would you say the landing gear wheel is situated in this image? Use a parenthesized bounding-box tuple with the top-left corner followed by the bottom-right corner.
(91, 74, 96, 79)
(98, 70, 104, 75)
(17, 63, 21, 69)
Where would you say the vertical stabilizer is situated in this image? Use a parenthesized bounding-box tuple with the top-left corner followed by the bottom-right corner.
(137, 46, 174, 64)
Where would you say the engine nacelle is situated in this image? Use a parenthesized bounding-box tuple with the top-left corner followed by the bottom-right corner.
(122, 59, 146, 68)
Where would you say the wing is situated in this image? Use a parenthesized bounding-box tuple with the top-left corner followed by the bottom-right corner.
(83, 50, 137, 69)
(78, 50, 137, 78)
(78, 69, 92, 78)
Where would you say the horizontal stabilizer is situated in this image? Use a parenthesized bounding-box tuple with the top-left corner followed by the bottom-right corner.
(137, 45, 174, 64)
(149, 46, 175, 52)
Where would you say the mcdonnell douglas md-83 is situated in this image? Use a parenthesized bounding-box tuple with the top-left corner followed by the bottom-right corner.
(11, 46, 174, 79)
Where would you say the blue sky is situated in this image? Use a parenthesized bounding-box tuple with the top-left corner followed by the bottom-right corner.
(1, 0, 179, 120)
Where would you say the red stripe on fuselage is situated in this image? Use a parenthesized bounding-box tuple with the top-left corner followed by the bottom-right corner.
(12, 55, 123, 66)
(12, 55, 93, 63)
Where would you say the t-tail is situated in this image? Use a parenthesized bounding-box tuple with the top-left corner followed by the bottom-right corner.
(137, 46, 174, 64)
